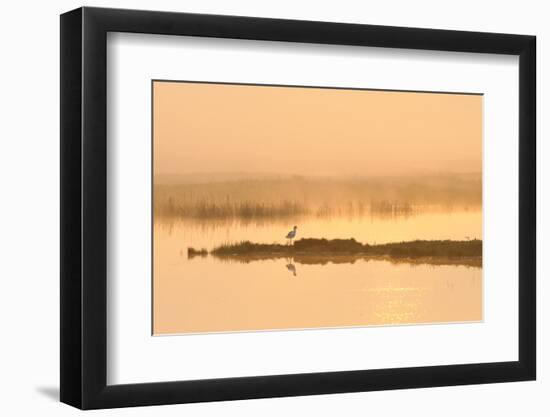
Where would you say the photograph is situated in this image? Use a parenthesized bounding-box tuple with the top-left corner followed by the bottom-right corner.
(152, 80, 483, 335)
(53, 3, 538, 412)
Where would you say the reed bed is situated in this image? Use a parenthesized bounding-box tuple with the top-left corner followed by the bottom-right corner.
(208, 238, 482, 258)
(154, 175, 481, 221)
(187, 247, 208, 257)
(188, 238, 482, 267)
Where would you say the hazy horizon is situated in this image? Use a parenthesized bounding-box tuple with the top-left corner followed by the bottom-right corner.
(153, 81, 482, 178)
(154, 170, 482, 183)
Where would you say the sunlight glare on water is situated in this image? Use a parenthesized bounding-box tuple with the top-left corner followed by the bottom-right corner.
(153, 209, 482, 334)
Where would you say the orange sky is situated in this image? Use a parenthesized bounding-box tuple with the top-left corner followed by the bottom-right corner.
(153, 81, 482, 178)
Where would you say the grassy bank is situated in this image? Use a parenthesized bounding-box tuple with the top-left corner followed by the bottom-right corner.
(188, 238, 482, 267)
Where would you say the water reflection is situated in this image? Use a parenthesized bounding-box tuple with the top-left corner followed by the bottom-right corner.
(153, 207, 482, 335)
(285, 260, 297, 277)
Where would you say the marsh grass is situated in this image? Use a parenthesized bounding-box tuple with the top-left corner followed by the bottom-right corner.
(163, 199, 308, 219)
(207, 238, 482, 258)
(187, 247, 208, 257)
(188, 239, 483, 268)
(154, 175, 481, 221)
(188, 238, 482, 267)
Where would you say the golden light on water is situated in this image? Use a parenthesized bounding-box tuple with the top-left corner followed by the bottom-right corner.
(152, 81, 483, 335)
(153, 214, 482, 334)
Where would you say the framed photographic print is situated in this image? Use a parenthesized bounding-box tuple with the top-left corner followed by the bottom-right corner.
(60, 7, 536, 409)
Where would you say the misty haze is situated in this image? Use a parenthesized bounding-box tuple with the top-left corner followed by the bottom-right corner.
(152, 81, 483, 335)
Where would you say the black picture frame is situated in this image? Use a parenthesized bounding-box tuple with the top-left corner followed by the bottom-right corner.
(60, 6, 536, 410)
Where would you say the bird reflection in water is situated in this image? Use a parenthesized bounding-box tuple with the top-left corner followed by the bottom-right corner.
(285, 258, 297, 276)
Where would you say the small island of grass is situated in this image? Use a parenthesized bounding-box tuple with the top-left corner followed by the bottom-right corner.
(188, 238, 482, 267)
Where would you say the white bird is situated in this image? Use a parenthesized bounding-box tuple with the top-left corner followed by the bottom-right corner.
(286, 225, 298, 245)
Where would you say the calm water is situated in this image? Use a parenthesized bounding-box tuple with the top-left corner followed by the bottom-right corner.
(153, 209, 482, 334)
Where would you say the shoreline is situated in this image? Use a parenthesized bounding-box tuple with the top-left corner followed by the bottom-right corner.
(188, 238, 482, 268)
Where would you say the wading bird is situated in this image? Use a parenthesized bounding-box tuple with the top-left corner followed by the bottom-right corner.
(286, 225, 298, 245)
